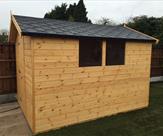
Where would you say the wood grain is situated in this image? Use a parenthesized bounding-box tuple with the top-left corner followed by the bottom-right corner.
(15, 36, 152, 134)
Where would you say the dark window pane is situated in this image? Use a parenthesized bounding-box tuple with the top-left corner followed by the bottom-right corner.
(106, 39, 125, 65)
(79, 38, 102, 67)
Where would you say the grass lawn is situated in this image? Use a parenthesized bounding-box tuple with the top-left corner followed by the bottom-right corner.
(37, 82, 163, 136)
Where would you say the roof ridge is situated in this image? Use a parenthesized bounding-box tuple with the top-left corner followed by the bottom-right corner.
(13, 14, 119, 28)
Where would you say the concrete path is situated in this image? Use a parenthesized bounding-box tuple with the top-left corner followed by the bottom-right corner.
(0, 102, 32, 136)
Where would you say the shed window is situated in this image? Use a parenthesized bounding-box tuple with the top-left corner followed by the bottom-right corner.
(106, 39, 125, 65)
(79, 38, 102, 67)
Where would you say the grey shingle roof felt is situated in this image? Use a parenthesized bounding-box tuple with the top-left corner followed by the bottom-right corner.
(14, 15, 156, 42)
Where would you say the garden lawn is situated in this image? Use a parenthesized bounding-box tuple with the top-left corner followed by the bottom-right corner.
(37, 83, 163, 136)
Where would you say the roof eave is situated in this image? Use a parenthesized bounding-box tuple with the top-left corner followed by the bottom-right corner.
(21, 31, 157, 43)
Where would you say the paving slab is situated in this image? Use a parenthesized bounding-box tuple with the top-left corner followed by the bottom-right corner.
(0, 102, 32, 136)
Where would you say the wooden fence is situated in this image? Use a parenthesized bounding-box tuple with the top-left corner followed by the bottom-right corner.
(0, 44, 16, 94)
(151, 48, 163, 77)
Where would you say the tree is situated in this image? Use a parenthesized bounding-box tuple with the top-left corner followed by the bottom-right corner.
(66, 3, 76, 21)
(44, 3, 68, 20)
(0, 34, 8, 44)
(127, 16, 163, 47)
(0, 29, 8, 44)
(95, 17, 116, 26)
(44, 0, 91, 23)
(73, 0, 90, 22)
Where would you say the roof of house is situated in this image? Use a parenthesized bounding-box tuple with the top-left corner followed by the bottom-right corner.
(13, 15, 157, 42)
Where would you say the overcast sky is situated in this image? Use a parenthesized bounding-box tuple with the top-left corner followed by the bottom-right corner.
(0, 0, 163, 30)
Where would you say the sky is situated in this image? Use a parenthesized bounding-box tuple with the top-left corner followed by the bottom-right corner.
(0, 0, 163, 30)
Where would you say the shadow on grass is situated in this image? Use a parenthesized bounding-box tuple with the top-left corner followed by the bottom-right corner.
(36, 83, 163, 136)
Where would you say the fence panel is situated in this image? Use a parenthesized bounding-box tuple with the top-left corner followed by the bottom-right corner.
(151, 48, 163, 77)
(0, 44, 16, 94)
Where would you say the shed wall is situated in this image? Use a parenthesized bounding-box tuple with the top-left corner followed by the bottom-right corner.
(16, 35, 34, 131)
(32, 38, 152, 133)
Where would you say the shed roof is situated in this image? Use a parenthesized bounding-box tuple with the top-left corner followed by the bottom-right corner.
(11, 15, 158, 43)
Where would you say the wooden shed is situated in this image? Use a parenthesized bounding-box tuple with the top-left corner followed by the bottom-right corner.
(9, 15, 158, 134)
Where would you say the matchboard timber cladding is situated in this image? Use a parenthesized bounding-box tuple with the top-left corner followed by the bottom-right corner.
(16, 36, 152, 133)
(16, 36, 34, 130)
